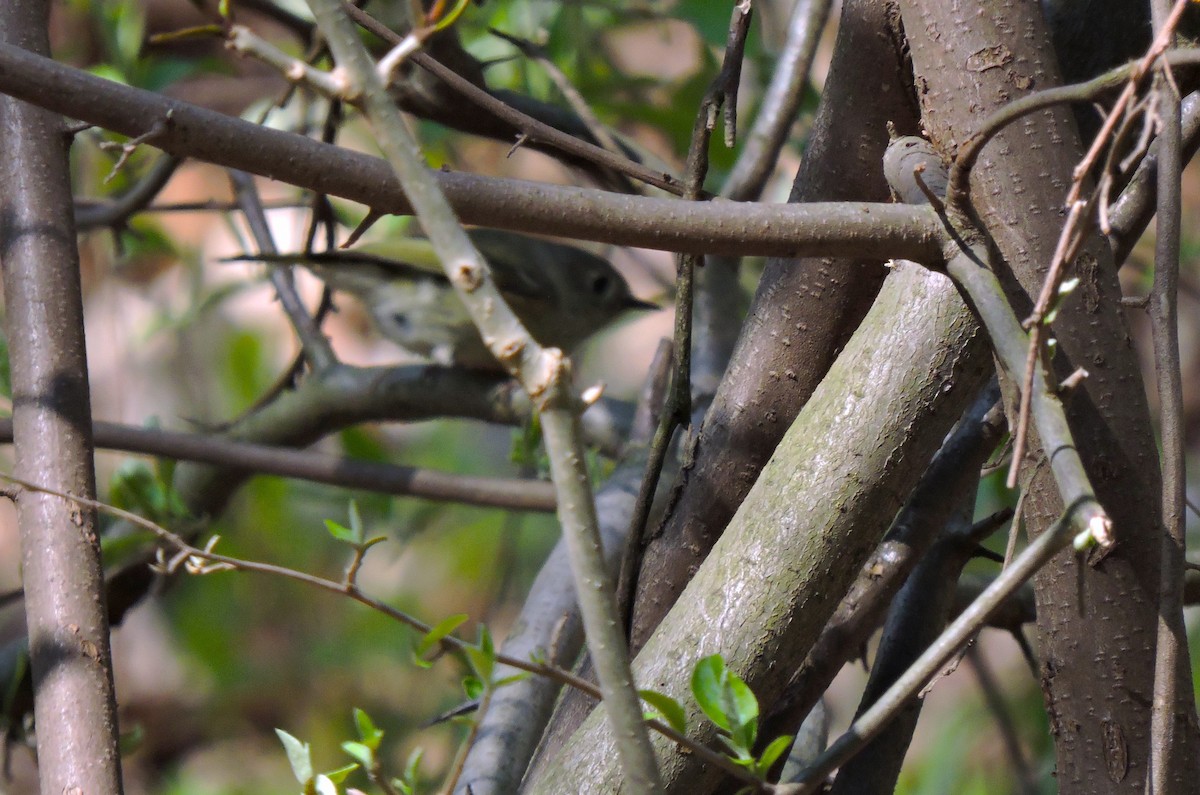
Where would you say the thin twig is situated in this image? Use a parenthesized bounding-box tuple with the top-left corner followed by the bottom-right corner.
(723, 0, 832, 202)
(486, 28, 628, 166)
(624, 0, 752, 634)
(966, 645, 1038, 795)
(788, 503, 1088, 793)
(74, 154, 182, 231)
(0, 470, 759, 789)
(228, 170, 338, 369)
(341, 2, 687, 197)
(305, 0, 663, 787)
(0, 417, 557, 512)
(1148, 2, 1192, 789)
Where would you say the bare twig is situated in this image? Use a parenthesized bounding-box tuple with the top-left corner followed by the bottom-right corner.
(0, 470, 759, 789)
(723, 0, 833, 203)
(459, 342, 673, 795)
(304, 0, 662, 787)
(1106, 91, 1200, 262)
(624, 1, 753, 631)
(1148, 3, 1194, 791)
(966, 645, 1039, 795)
(341, 2, 685, 197)
(486, 28, 628, 166)
(789, 503, 1086, 793)
(74, 153, 182, 231)
(0, 417, 557, 512)
(228, 170, 338, 370)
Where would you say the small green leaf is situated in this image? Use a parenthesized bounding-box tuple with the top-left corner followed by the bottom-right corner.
(639, 689, 687, 735)
(717, 733, 755, 762)
(416, 614, 468, 659)
(691, 655, 732, 732)
(692, 655, 761, 751)
(118, 723, 145, 755)
(324, 763, 359, 784)
(403, 748, 424, 785)
(353, 707, 383, 748)
(755, 734, 794, 777)
(724, 674, 759, 750)
(463, 676, 484, 700)
(326, 501, 367, 544)
(466, 625, 496, 683)
(275, 729, 314, 784)
(342, 741, 374, 767)
(325, 519, 356, 544)
(494, 672, 531, 689)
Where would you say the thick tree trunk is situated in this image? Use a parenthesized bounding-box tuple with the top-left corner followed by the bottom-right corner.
(0, 3, 123, 793)
(627, 0, 917, 658)
(524, 260, 990, 793)
(900, 0, 1200, 789)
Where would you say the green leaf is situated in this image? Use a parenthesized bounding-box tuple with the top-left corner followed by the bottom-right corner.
(463, 675, 484, 700)
(347, 501, 364, 542)
(275, 728, 314, 784)
(325, 519, 357, 544)
(691, 654, 760, 751)
(724, 674, 759, 750)
(118, 723, 145, 755)
(465, 625, 496, 683)
(755, 734, 794, 778)
(323, 764, 359, 785)
(353, 707, 383, 748)
(691, 655, 732, 732)
(639, 689, 687, 735)
(415, 614, 468, 660)
(392, 747, 424, 795)
(342, 741, 374, 767)
(494, 672, 531, 689)
(718, 733, 755, 762)
(403, 747, 424, 782)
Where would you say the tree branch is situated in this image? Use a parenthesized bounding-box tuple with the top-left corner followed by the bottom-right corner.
(0, 41, 944, 262)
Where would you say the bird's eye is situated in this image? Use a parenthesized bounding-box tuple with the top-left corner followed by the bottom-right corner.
(591, 274, 611, 295)
(391, 312, 410, 331)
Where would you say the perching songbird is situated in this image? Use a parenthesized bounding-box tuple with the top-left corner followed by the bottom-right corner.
(227, 228, 656, 370)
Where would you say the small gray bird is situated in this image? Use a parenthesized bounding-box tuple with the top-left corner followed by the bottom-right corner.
(227, 228, 655, 370)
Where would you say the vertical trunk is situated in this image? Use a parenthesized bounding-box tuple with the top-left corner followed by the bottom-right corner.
(0, 3, 123, 793)
(899, 0, 1200, 789)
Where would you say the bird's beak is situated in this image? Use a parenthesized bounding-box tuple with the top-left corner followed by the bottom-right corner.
(625, 296, 659, 311)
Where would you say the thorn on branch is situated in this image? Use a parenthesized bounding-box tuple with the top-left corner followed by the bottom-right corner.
(99, 118, 169, 184)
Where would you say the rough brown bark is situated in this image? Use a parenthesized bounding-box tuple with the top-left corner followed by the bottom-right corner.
(524, 261, 990, 794)
(626, 0, 918, 657)
(900, 0, 1200, 790)
(520, 3, 921, 769)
